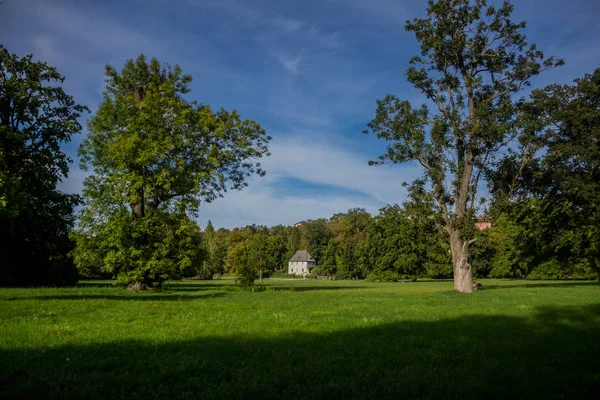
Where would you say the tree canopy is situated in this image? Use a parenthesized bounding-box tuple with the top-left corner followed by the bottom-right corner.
(0, 45, 87, 286)
(486, 68, 600, 278)
(72, 55, 271, 287)
(364, 0, 563, 292)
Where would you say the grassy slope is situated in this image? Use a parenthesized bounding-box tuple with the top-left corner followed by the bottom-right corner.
(1, 279, 599, 399)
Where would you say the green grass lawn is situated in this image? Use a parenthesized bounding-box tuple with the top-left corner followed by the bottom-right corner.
(1, 279, 599, 399)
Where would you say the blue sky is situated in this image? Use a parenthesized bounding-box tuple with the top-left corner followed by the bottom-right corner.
(1, 0, 599, 228)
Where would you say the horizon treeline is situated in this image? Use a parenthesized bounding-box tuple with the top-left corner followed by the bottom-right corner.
(80, 193, 600, 282)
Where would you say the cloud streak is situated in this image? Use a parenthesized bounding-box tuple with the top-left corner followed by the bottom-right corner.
(196, 133, 420, 228)
(277, 53, 302, 73)
(273, 16, 305, 32)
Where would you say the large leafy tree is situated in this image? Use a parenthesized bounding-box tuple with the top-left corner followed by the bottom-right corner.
(358, 191, 451, 282)
(203, 220, 227, 279)
(73, 55, 271, 287)
(318, 238, 341, 277)
(225, 226, 257, 286)
(299, 219, 331, 262)
(364, 0, 562, 291)
(266, 233, 287, 272)
(526, 69, 600, 276)
(333, 208, 371, 279)
(0, 45, 87, 286)
(249, 229, 269, 283)
(489, 68, 600, 279)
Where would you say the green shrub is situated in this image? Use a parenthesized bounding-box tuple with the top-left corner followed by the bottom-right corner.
(424, 262, 453, 279)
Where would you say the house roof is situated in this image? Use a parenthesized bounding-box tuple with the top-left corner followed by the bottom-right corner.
(289, 250, 315, 262)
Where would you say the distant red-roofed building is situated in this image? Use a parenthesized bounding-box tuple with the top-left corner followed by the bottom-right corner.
(475, 217, 492, 230)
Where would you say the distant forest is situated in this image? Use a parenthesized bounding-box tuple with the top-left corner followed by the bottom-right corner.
(80, 195, 599, 282)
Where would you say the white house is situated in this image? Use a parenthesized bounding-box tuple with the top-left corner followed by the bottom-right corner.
(288, 250, 316, 276)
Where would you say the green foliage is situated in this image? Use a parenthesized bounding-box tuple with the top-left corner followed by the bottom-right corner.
(248, 229, 269, 280)
(299, 219, 331, 261)
(73, 55, 270, 287)
(469, 229, 498, 278)
(202, 221, 227, 279)
(488, 208, 532, 278)
(285, 225, 301, 262)
(523, 68, 600, 276)
(79, 56, 271, 215)
(359, 199, 451, 281)
(266, 233, 287, 271)
(365, 270, 403, 282)
(319, 239, 340, 276)
(488, 198, 598, 280)
(335, 208, 371, 279)
(72, 211, 204, 287)
(0, 45, 86, 286)
(489, 69, 600, 282)
(227, 239, 255, 287)
(225, 227, 276, 287)
(194, 192, 598, 282)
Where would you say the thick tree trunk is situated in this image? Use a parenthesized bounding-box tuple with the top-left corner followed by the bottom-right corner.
(259, 268, 263, 284)
(450, 230, 473, 293)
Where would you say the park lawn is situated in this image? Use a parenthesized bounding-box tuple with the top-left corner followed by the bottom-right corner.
(1, 279, 599, 399)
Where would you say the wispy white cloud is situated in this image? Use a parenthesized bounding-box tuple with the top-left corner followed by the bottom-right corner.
(263, 135, 417, 204)
(273, 16, 305, 32)
(277, 53, 303, 73)
(197, 132, 421, 228)
(26, 0, 158, 59)
(305, 26, 344, 50)
(330, 0, 408, 24)
(198, 183, 381, 229)
(58, 132, 418, 229)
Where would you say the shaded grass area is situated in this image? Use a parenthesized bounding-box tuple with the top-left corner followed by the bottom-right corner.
(1, 279, 599, 399)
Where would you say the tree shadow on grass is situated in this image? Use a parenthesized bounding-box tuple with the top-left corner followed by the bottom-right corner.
(4, 292, 227, 302)
(482, 281, 599, 290)
(3, 285, 366, 300)
(167, 282, 232, 288)
(269, 285, 369, 292)
(1, 304, 599, 399)
(165, 281, 370, 293)
(76, 281, 116, 288)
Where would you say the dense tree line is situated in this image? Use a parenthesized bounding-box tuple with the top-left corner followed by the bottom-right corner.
(195, 167, 600, 282)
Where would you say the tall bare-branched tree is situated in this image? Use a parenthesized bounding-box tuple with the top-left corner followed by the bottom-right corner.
(365, 0, 563, 292)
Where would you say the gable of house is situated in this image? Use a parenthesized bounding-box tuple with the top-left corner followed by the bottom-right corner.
(289, 250, 315, 263)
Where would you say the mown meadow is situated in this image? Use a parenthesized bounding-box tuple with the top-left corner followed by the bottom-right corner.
(1, 279, 599, 399)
